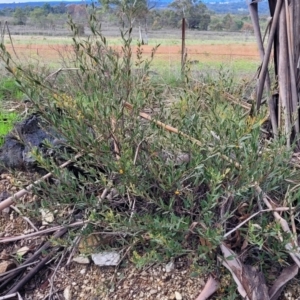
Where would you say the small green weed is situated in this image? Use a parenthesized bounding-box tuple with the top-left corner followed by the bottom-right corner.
(0, 77, 23, 101)
(0, 112, 18, 146)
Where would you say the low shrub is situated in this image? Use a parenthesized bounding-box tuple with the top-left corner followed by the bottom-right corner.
(0, 6, 298, 289)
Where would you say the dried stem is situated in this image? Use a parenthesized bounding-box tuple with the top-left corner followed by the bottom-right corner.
(255, 184, 300, 267)
(0, 153, 82, 212)
(124, 102, 242, 170)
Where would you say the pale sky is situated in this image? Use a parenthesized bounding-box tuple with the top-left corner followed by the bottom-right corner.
(0, 0, 79, 3)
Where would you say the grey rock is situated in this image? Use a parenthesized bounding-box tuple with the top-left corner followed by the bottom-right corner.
(175, 291, 182, 300)
(165, 261, 175, 273)
(91, 251, 120, 266)
(0, 115, 59, 172)
(73, 256, 90, 265)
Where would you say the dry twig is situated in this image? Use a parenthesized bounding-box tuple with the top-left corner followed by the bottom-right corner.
(0, 220, 87, 243)
(48, 249, 67, 299)
(0, 153, 82, 212)
(10, 205, 38, 232)
(124, 102, 242, 169)
(255, 184, 300, 267)
(8, 248, 57, 294)
(0, 228, 68, 292)
(0, 293, 23, 300)
(224, 207, 293, 239)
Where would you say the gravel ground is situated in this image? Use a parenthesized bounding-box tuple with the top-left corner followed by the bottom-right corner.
(0, 171, 300, 300)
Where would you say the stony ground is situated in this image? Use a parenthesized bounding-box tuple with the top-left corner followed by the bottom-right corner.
(0, 171, 300, 300)
(0, 171, 210, 300)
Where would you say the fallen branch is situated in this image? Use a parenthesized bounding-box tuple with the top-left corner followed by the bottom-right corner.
(8, 248, 57, 294)
(0, 220, 86, 243)
(0, 228, 67, 292)
(0, 292, 22, 300)
(66, 222, 90, 266)
(0, 153, 82, 212)
(0, 261, 39, 278)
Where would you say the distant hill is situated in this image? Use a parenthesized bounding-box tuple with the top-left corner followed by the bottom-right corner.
(0, 1, 92, 10)
(0, 0, 270, 14)
(205, 0, 269, 14)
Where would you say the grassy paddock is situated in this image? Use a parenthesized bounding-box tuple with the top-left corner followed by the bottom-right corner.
(3, 31, 260, 76)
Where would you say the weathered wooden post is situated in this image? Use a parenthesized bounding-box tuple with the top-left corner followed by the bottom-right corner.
(249, 0, 300, 147)
(181, 17, 186, 75)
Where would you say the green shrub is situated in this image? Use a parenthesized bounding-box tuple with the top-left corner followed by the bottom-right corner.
(0, 6, 297, 277)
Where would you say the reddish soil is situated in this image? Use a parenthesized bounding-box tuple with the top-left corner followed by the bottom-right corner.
(6, 43, 260, 64)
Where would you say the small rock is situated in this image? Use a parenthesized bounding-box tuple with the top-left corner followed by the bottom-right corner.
(149, 289, 157, 295)
(73, 256, 90, 265)
(80, 268, 86, 275)
(2, 207, 10, 215)
(91, 251, 120, 266)
(16, 246, 30, 257)
(0, 261, 16, 274)
(79, 235, 100, 254)
(165, 261, 175, 273)
(175, 291, 182, 300)
(63, 286, 72, 300)
(39, 208, 54, 224)
(0, 250, 9, 260)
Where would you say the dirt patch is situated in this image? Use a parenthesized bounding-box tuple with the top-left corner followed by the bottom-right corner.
(5, 43, 260, 64)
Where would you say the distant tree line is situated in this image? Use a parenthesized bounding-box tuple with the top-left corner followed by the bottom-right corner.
(0, 0, 255, 33)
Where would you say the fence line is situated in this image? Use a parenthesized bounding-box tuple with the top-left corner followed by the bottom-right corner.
(5, 46, 261, 56)
(3, 44, 261, 73)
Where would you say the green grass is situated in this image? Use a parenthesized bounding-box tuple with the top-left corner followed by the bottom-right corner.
(7, 33, 256, 47)
(0, 77, 22, 146)
(7, 35, 74, 46)
(0, 112, 18, 146)
(0, 77, 24, 101)
(150, 58, 259, 79)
